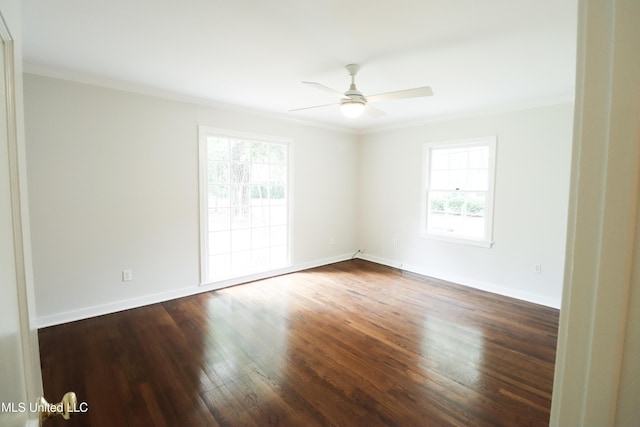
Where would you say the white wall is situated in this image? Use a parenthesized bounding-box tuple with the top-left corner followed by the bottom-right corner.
(358, 104, 573, 307)
(24, 74, 359, 326)
(24, 72, 572, 326)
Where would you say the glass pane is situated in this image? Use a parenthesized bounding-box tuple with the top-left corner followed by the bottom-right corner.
(270, 185, 286, 202)
(230, 139, 250, 162)
(430, 170, 449, 189)
(446, 213, 463, 234)
(208, 137, 229, 160)
(252, 164, 269, 183)
(251, 185, 269, 206)
(231, 251, 251, 274)
(251, 141, 270, 163)
(270, 164, 286, 184)
(230, 206, 251, 229)
(251, 206, 269, 227)
(231, 229, 251, 252)
(429, 191, 447, 213)
(208, 161, 229, 184)
(230, 163, 250, 184)
(208, 231, 230, 255)
(252, 227, 269, 249)
(252, 248, 270, 270)
(468, 146, 488, 168)
(270, 245, 288, 267)
(427, 211, 448, 233)
(270, 144, 286, 164)
(466, 169, 488, 191)
(208, 208, 229, 231)
(465, 192, 486, 217)
(230, 186, 251, 207)
(446, 192, 465, 214)
(271, 225, 287, 246)
(208, 185, 229, 207)
(461, 216, 485, 239)
(209, 254, 231, 278)
(270, 206, 287, 225)
(449, 170, 467, 190)
(449, 149, 468, 169)
(431, 149, 449, 170)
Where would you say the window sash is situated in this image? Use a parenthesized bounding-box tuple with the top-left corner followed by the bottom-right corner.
(423, 137, 496, 247)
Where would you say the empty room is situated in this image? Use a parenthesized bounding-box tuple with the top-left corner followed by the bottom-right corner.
(2, 0, 639, 426)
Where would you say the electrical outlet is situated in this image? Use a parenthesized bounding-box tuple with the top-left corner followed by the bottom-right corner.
(329, 237, 335, 246)
(533, 264, 542, 274)
(122, 269, 133, 282)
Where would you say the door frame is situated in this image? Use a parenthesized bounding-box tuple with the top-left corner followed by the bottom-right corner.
(550, 0, 640, 424)
(0, 6, 43, 426)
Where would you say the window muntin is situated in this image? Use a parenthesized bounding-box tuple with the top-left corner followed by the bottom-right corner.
(199, 127, 290, 283)
(423, 137, 496, 247)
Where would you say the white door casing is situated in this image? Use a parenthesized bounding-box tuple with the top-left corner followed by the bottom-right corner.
(550, 0, 640, 425)
(0, 4, 44, 427)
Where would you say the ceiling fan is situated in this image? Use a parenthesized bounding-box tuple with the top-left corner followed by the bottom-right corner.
(290, 64, 433, 118)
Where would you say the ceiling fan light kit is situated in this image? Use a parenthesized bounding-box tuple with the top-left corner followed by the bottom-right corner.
(291, 63, 433, 119)
(340, 100, 366, 118)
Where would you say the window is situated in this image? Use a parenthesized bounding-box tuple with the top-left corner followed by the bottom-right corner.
(422, 136, 496, 247)
(199, 127, 291, 284)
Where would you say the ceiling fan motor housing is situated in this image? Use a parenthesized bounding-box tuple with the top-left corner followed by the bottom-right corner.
(343, 89, 366, 104)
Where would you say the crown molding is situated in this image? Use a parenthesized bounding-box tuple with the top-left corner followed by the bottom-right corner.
(362, 93, 576, 135)
(23, 62, 574, 137)
(22, 63, 359, 136)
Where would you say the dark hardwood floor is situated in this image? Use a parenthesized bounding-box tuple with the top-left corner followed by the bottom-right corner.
(38, 259, 559, 426)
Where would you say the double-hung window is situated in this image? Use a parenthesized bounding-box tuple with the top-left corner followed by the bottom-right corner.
(199, 127, 291, 284)
(423, 136, 496, 247)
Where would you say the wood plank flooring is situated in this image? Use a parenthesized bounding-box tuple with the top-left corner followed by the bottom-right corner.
(38, 259, 559, 426)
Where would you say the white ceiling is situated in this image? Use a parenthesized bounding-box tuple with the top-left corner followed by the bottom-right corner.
(21, 0, 578, 132)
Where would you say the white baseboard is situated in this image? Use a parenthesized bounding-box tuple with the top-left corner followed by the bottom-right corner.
(196, 253, 356, 289)
(37, 251, 560, 328)
(356, 253, 561, 309)
(36, 253, 354, 328)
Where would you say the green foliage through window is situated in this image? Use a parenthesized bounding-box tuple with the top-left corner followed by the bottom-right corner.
(424, 137, 496, 244)
(201, 131, 290, 282)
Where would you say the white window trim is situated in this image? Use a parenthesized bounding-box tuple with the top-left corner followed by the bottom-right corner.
(420, 136, 497, 248)
(198, 126, 293, 286)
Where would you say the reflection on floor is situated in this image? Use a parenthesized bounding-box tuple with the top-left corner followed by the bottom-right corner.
(39, 259, 559, 426)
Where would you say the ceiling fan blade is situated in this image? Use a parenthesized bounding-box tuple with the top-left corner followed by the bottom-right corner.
(366, 86, 433, 103)
(289, 102, 340, 112)
(303, 81, 348, 99)
(366, 105, 386, 118)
